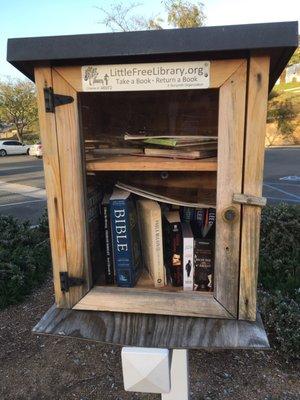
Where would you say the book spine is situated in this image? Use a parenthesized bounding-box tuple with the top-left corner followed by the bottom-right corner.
(202, 208, 216, 238)
(87, 186, 103, 283)
(183, 234, 194, 291)
(102, 202, 114, 284)
(181, 207, 195, 222)
(110, 199, 134, 287)
(151, 210, 165, 287)
(193, 239, 214, 291)
(170, 223, 183, 287)
(194, 208, 205, 229)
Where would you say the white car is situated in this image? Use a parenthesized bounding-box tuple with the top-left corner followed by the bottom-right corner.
(29, 143, 43, 158)
(0, 140, 30, 156)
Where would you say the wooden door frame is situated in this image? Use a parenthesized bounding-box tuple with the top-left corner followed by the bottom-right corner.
(35, 58, 268, 319)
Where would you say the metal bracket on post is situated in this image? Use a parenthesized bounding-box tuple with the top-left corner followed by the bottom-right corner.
(44, 87, 74, 113)
(60, 272, 85, 292)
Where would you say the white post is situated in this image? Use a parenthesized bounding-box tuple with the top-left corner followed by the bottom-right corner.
(121, 347, 189, 399)
(162, 349, 189, 400)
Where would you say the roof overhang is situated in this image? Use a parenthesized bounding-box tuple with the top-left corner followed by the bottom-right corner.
(7, 21, 298, 90)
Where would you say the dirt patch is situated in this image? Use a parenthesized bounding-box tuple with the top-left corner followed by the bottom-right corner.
(0, 280, 299, 400)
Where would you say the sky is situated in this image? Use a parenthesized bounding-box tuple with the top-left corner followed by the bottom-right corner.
(1, 0, 299, 79)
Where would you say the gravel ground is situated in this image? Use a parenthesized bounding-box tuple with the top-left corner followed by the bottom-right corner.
(0, 280, 299, 400)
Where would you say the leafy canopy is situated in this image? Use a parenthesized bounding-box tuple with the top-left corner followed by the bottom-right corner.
(0, 79, 38, 141)
(98, 0, 206, 32)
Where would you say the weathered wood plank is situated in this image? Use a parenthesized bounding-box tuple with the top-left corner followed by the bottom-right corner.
(73, 286, 231, 319)
(214, 61, 247, 317)
(210, 59, 245, 87)
(34, 67, 69, 307)
(33, 305, 270, 349)
(233, 193, 267, 207)
(52, 69, 92, 307)
(86, 156, 217, 172)
(239, 56, 270, 321)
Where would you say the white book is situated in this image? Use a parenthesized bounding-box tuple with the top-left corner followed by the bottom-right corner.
(137, 199, 166, 288)
(181, 223, 194, 291)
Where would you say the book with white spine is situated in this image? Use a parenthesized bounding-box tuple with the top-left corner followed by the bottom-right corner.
(181, 223, 194, 291)
(137, 199, 166, 288)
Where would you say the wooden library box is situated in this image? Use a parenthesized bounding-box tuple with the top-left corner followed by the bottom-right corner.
(7, 22, 298, 348)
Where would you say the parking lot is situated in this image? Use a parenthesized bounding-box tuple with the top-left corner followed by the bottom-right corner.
(0, 155, 46, 223)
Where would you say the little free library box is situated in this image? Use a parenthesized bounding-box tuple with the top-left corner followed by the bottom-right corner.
(7, 21, 298, 349)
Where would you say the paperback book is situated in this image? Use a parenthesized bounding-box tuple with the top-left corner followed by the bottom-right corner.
(100, 193, 114, 284)
(163, 211, 183, 287)
(193, 238, 214, 291)
(182, 223, 194, 291)
(137, 199, 166, 288)
(87, 184, 103, 283)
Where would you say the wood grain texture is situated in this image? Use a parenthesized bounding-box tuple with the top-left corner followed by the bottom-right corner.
(33, 305, 270, 349)
(52, 69, 91, 307)
(214, 61, 247, 317)
(54, 60, 245, 92)
(86, 156, 217, 172)
(73, 286, 231, 319)
(239, 56, 270, 321)
(210, 59, 245, 87)
(233, 193, 267, 207)
(34, 67, 69, 308)
(54, 66, 82, 91)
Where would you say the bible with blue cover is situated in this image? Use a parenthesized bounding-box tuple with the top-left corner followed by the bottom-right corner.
(110, 188, 142, 287)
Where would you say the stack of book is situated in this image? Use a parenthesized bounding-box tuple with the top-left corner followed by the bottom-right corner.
(95, 186, 215, 291)
(85, 133, 217, 160)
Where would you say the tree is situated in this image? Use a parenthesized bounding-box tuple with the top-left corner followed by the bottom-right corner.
(164, 0, 205, 28)
(288, 48, 300, 67)
(266, 99, 296, 146)
(98, 0, 205, 32)
(0, 79, 38, 142)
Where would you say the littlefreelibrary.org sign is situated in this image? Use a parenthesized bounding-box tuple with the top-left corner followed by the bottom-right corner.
(82, 61, 210, 92)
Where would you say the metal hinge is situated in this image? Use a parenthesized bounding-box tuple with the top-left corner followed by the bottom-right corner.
(44, 87, 74, 113)
(60, 272, 85, 292)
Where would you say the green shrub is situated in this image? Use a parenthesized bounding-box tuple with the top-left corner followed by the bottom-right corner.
(259, 291, 300, 360)
(258, 203, 300, 359)
(0, 212, 51, 309)
(259, 203, 300, 301)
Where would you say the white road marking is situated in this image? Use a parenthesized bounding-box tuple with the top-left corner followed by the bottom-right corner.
(0, 199, 46, 208)
(263, 183, 300, 201)
(0, 180, 46, 199)
(266, 196, 300, 203)
(279, 176, 300, 181)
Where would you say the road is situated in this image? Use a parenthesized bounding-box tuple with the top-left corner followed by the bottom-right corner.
(0, 155, 46, 224)
(0, 148, 299, 223)
(263, 147, 300, 204)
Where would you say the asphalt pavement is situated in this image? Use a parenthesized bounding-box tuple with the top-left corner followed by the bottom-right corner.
(263, 147, 300, 204)
(0, 155, 46, 224)
(0, 147, 299, 223)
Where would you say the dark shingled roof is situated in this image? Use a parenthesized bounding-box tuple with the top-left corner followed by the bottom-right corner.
(7, 21, 298, 89)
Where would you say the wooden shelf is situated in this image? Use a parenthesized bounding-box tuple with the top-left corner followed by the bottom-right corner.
(73, 272, 219, 318)
(73, 286, 224, 318)
(86, 155, 217, 172)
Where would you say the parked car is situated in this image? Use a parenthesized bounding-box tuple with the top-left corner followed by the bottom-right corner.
(29, 143, 43, 158)
(0, 140, 30, 156)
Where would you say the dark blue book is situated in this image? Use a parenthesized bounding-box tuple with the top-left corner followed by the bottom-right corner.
(180, 207, 195, 222)
(110, 188, 142, 287)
